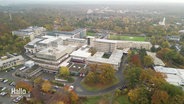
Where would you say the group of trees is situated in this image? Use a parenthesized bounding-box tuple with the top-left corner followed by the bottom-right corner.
(157, 48, 184, 67)
(84, 64, 116, 85)
(124, 66, 184, 104)
(121, 48, 184, 104)
(129, 49, 154, 68)
(19, 77, 79, 104)
(0, 34, 29, 56)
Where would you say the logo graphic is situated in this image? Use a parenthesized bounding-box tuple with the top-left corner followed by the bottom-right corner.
(10, 88, 30, 97)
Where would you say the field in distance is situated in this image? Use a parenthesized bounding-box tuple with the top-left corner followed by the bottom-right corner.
(109, 35, 147, 41)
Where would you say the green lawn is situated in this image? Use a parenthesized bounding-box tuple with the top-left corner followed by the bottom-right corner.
(110, 35, 146, 41)
(87, 32, 96, 36)
(83, 94, 131, 104)
(115, 95, 131, 104)
(83, 96, 101, 104)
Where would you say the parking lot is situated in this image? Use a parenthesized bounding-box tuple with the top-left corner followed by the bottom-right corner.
(0, 66, 23, 104)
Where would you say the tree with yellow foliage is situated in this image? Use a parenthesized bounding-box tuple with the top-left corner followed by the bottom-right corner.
(41, 80, 51, 92)
(59, 67, 70, 77)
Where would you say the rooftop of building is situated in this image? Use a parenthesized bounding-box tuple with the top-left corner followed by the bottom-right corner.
(39, 36, 59, 44)
(154, 66, 184, 86)
(37, 45, 77, 56)
(66, 38, 86, 42)
(179, 30, 184, 33)
(154, 66, 178, 74)
(70, 45, 91, 58)
(46, 28, 86, 36)
(95, 39, 117, 43)
(87, 49, 123, 65)
(26, 38, 43, 47)
(0, 55, 24, 66)
(147, 52, 165, 66)
(95, 39, 152, 44)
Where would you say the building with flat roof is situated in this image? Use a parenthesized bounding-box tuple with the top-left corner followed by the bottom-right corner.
(63, 38, 87, 47)
(12, 26, 46, 41)
(94, 39, 117, 52)
(147, 52, 165, 66)
(86, 49, 123, 70)
(36, 45, 76, 61)
(24, 38, 43, 54)
(166, 35, 180, 41)
(36, 36, 62, 51)
(25, 60, 35, 68)
(0, 55, 24, 70)
(116, 40, 152, 50)
(46, 28, 86, 38)
(70, 45, 91, 63)
(154, 66, 184, 86)
(93, 39, 152, 53)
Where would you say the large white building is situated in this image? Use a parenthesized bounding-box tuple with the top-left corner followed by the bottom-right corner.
(0, 55, 24, 70)
(70, 45, 91, 63)
(12, 26, 46, 41)
(46, 28, 86, 38)
(93, 39, 152, 52)
(93, 39, 117, 52)
(36, 45, 76, 61)
(154, 66, 184, 86)
(86, 50, 123, 70)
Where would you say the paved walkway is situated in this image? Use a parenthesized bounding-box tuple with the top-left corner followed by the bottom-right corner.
(73, 55, 127, 96)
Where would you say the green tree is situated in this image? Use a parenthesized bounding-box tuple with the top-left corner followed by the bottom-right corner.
(59, 67, 70, 77)
(180, 46, 184, 56)
(161, 41, 170, 48)
(143, 55, 154, 67)
(124, 66, 142, 88)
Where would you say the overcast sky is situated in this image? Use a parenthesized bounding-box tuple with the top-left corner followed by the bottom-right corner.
(1, 0, 184, 5)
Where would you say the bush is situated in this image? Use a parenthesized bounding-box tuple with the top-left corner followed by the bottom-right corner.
(51, 80, 64, 87)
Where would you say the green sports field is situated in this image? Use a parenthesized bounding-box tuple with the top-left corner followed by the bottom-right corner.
(110, 35, 146, 41)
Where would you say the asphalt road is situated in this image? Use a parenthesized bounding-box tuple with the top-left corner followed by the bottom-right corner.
(74, 55, 127, 96)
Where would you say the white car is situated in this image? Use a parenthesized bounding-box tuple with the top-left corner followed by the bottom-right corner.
(13, 95, 23, 103)
(19, 66, 26, 71)
(16, 95, 23, 101)
(0, 92, 7, 96)
(3, 79, 8, 83)
(1, 87, 6, 91)
(69, 85, 74, 91)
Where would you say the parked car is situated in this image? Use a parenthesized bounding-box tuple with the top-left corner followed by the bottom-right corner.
(69, 85, 74, 91)
(9, 81, 16, 86)
(54, 86, 59, 89)
(3, 79, 8, 83)
(0, 92, 8, 96)
(11, 67, 15, 70)
(1, 87, 6, 91)
(13, 95, 23, 103)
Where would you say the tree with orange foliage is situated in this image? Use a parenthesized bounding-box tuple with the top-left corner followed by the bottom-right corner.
(16, 81, 33, 92)
(70, 91, 79, 104)
(131, 55, 142, 67)
(128, 87, 149, 104)
(151, 90, 169, 104)
(41, 80, 51, 93)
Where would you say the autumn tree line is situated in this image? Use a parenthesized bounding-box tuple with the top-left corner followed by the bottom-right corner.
(122, 49, 184, 104)
(15, 78, 79, 104)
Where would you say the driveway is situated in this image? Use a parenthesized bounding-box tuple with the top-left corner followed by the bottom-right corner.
(74, 55, 127, 96)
